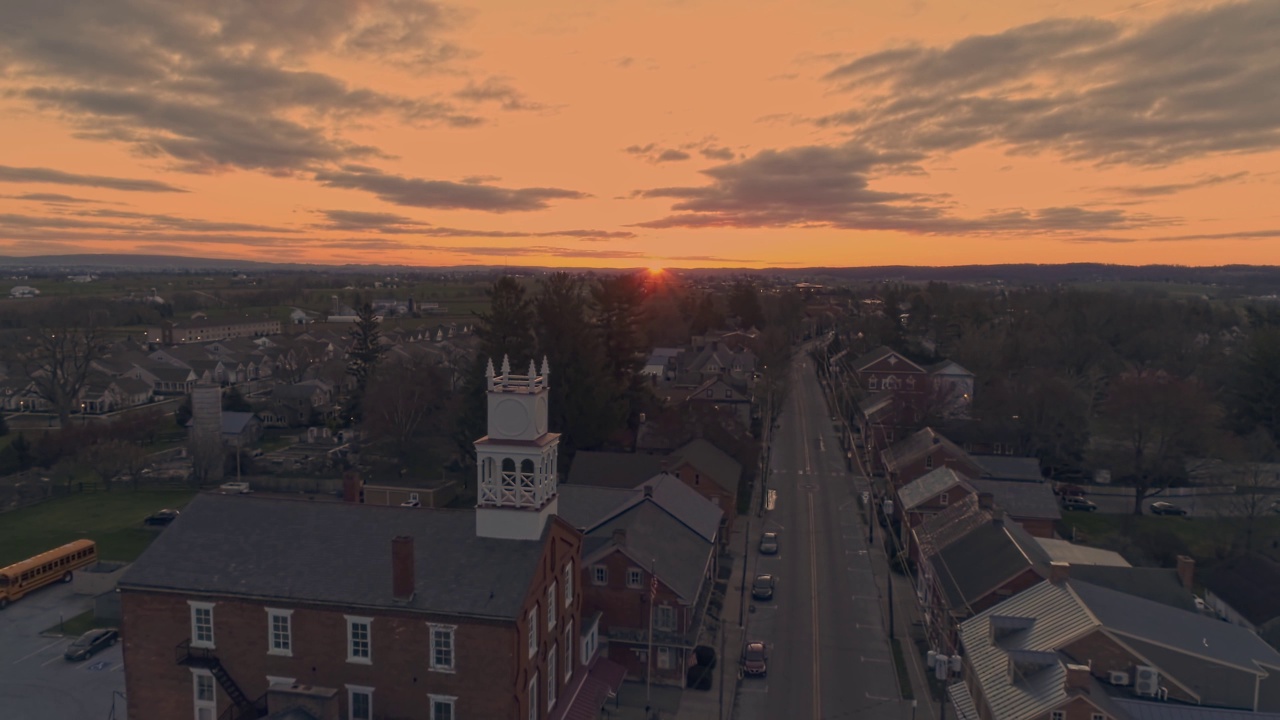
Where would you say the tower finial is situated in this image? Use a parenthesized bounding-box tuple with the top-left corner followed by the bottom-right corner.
(527, 360, 537, 389)
(500, 354, 511, 382)
(540, 356, 550, 383)
(485, 357, 495, 390)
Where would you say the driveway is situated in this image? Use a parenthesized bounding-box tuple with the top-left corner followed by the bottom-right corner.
(0, 582, 127, 720)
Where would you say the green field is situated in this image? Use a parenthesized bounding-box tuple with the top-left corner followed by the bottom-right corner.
(1057, 512, 1280, 570)
(0, 489, 198, 567)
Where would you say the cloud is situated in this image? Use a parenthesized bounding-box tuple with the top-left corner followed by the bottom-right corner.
(313, 167, 589, 212)
(312, 209, 635, 240)
(1069, 228, 1280, 243)
(655, 149, 692, 163)
(625, 139, 732, 164)
(1, 193, 115, 205)
(0, 209, 298, 234)
(0, 165, 186, 193)
(699, 146, 736, 160)
(453, 77, 542, 111)
(1095, 171, 1251, 198)
(817, 0, 1280, 165)
(0, 0, 485, 174)
(633, 143, 1163, 235)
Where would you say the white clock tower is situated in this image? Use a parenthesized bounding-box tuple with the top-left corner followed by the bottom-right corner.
(474, 355, 561, 540)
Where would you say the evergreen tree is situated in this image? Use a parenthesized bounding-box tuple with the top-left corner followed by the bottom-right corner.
(592, 273, 650, 430)
(344, 302, 386, 423)
(727, 280, 765, 330)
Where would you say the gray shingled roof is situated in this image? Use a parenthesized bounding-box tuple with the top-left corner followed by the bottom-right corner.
(974, 455, 1045, 483)
(1073, 580, 1280, 672)
(1113, 698, 1280, 720)
(971, 479, 1061, 521)
(914, 494, 991, 559)
(881, 428, 972, 472)
(670, 439, 742, 495)
(120, 494, 544, 620)
(1204, 554, 1280, 627)
(637, 474, 723, 542)
(587, 502, 712, 603)
(931, 518, 1050, 612)
(898, 467, 972, 511)
(557, 485, 634, 530)
(1034, 538, 1130, 568)
(1067, 565, 1200, 612)
(567, 451, 665, 489)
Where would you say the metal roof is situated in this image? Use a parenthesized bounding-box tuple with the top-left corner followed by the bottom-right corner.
(971, 479, 1061, 520)
(898, 467, 973, 511)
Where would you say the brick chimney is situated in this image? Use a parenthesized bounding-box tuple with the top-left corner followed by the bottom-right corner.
(342, 471, 364, 504)
(1064, 663, 1091, 693)
(392, 536, 415, 602)
(612, 528, 627, 547)
(1176, 555, 1196, 592)
(1049, 561, 1070, 585)
(977, 492, 994, 510)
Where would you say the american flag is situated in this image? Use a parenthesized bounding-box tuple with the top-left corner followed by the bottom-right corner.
(650, 574, 658, 600)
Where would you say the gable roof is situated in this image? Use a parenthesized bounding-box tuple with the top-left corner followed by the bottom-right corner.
(221, 411, 258, 435)
(882, 428, 976, 473)
(1034, 538, 1130, 568)
(670, 439, 742, 495)
(1066, 565, 1197, 612)
(971, 479, 1061, 521)
(974, 455, 1045, 483)
(567, 451, 665, 489)
(558, 474, 723, 543)
(931, 517, 1051, 612)
(898, 467, 973, 512)
(586, 502, 713, 602)
(926, 359, 973, 377)
(120, 494, 546, 620)
(853, 346, 926, 373)
(1073, 579, 1280, 672)
(914, 493, 992, 559)
(146, 365, 197, 383)
(1113, 698, 1280, 720)
(557, 485, 634, 530)
(1204, 554, 1280, 627)
(685, 376, 749, 403)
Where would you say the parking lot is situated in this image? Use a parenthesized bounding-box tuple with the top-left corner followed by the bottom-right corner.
(0, 582, 127, 720)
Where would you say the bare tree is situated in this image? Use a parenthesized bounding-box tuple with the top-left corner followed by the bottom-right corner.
(362, 356, 448, 461)
(13, 320, 105, 429)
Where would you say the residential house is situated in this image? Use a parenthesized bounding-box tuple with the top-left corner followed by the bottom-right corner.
(881, 428, 986, 489)
(948, 568, 1280, 720)
(925, 359, 974, 418)
(127, 364, 197, 395)
(642, 348, 683, 381)
(221, 412, 263, 448)
(896, 467, 976, 555)
(968, 479, 1060, 538)
(559, 474, 723, 686)
(264, 382, 333, 428)
(147, 318, 282, 345)
(683, 377, 752, 427)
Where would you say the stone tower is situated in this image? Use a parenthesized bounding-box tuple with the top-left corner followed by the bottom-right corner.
(474, 356, 560, 540)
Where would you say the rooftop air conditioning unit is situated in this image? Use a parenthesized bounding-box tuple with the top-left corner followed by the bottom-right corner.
(1108, 670, 1130, 686)
(1134, 665, 1160, 696)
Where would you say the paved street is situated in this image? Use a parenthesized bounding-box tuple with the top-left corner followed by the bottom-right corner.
(735, 355, 908, 720)
(0, 582, 127, 720)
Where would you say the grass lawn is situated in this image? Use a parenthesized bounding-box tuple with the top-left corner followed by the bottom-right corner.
(0, 489, 198, 567)
(1057, 512, 1280, 568)
(44, 608, 118, 637)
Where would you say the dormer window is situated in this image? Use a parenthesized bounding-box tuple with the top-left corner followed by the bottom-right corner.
(868, 377, 878, 390)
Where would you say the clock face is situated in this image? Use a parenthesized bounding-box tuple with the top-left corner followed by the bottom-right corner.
(535, 396, 548, 434)
(494, 398, 531, 437)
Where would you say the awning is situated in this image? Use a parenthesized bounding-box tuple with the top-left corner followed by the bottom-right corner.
(551, 657, 628, 720)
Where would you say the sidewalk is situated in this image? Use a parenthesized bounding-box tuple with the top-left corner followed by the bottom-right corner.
(676, 517, 750, 720)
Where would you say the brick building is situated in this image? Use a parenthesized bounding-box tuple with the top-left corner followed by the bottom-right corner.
(119, 356, 623, 720)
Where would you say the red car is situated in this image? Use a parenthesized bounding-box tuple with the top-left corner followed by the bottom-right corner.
(741, 641, 767, 677)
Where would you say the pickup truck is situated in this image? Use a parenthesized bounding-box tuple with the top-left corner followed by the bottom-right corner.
(219, 481, 252, 494)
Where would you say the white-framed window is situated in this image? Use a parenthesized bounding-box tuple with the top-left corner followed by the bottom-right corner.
(626, 568, 643, 589)
(657, 646, 671, 669)
(429, 623, 456, 672)
(429, 694, 457, 720)
(592, 565, 608, 585)
(656, 605, 676, 631)
(266, 608, 293, 656)
(564, 561, 574, 608)
(925, 454, 934, 469)
(868, 377, 878, 390)
(548, 644, 558, 710)
(528, 673, 539, 720)
(1050, 712, 1064, 720)
(192, 668, 216, 720)
(547, 582, 557, 631)
(189, 601, 215, 649)
(346, 685, 373, 720)
(345, 616, 372, 664)
(564, 622, 574, 680)
(528, 608, 538, 658)
(939, 492, 949, 506)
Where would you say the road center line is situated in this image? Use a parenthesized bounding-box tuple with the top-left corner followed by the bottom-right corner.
(808, 489, 822, 720)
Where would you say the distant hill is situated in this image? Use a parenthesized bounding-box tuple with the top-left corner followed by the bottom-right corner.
(2, 254, 1280, 292)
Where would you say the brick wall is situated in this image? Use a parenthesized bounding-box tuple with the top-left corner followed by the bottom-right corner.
(581, 548, 690, 636)
(671, 463, 735, 527)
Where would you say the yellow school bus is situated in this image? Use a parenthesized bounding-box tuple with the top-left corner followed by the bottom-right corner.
(0, 539, 98, 610)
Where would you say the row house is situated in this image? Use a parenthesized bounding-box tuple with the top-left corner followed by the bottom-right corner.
(147, 318, 282, 345)
(896, 469, 1060, 557)
(78, 375, 155, 414)
(881, 427, 986, 489)
(948, 566, 1280, 720)
(121, 357, 627, 720)
(126, 365, 197, 396)
(558, 474, 723, 686)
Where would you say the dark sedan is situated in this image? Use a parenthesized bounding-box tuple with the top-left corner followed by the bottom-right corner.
(751, 574, 776, 601)
(1150, 501, 1188, 516)
(64, 628, 119, 661)
(1061, 496, 1098, 512)
(144, 509, 180, 526)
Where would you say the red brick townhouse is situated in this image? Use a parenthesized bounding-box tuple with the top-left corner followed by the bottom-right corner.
(119, 357, 623, 720)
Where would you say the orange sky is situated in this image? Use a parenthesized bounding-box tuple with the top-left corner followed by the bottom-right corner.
(1, 0, 1277, 268)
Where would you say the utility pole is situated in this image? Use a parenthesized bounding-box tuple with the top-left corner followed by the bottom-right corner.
(646, 558, 655, 709)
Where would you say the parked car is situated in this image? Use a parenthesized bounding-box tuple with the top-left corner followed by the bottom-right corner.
(219, 481, 252, 494)
(1061, 496, 1098, 512)
(400, 499, 421, 508)
(64, 628, 119, 661)
(759, 532, 779, 555)
(143, 509, 180, 526)
(1150, 501, 1188, 516)
(1056, 483, 1086, 498)
(741, 641, 768, 677)
(751, 574, 776, 601)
